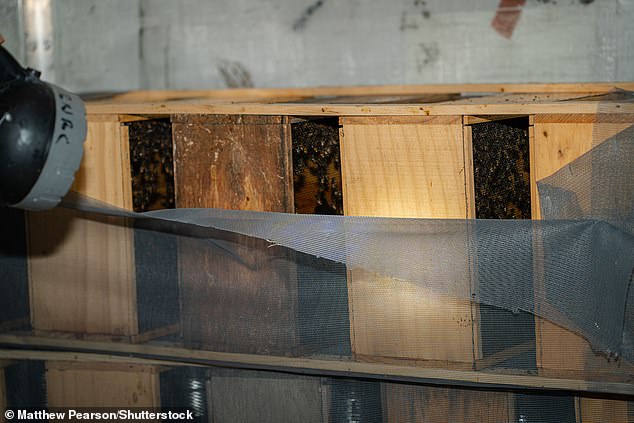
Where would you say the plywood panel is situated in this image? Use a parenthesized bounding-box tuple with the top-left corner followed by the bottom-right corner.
(172, 114, 293, 211)
(172, 115, 299, 355)
(340, 116, 474, 365)
(384, 384, 513, 423)
(532, 118, 634, 378)
(46, 362, 160, 408)
(578, 398, 630, 423)
(340, 116, 465, 219)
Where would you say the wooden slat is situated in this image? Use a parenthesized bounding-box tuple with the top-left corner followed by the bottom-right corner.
(341, 115, 460, 125)
(86, 101, 634, 117)
(532, 117, 634, 380)
(46, 361, 160, 408)
(0, 349, 182, 368)
(383, 384, 514, 423)
(535, 113, 634, 124)
(2, 334, 633, 395)
(94, 83, 634, 103)
(577, 398, 630, 423)
(340, 116, 475, 366)
(297, 93, 460, 104)
(463, 124, 476, 219)
(172, 114, 298, 355)
(28, 210, 137, 336)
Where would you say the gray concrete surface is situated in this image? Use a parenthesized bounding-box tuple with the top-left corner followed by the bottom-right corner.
(0, 0, 23, 62)
(2, 0, 633, 92)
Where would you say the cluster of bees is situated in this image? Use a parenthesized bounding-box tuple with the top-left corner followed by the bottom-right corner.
(292, 119, 344, 215)
(472, 119, 531, 219)
(127, 120, 176, 212)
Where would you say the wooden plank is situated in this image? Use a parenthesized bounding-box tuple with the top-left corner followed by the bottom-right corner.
(27, 119, 137, 337)
(28, 210, 137, 336)
(2, 334, 633, 396)
(463, 124, 476, 219)
(341, 115, 460, 125)
(297, 93, 460, 104)
(172, 114, 293, 210)
(71, 120, 133, 209)
(86, 100, 634, 118)
(577, 398, 630, 423)
(535, 113, 634, 124)
(0, 349, 184, 368)
(340, 116, 475, 366)
(95, 83, 634, 103)
(383, 384, 514, 423)
(172, 114, 298, 356)
(340, 117, 466, 218)
(46, 361, 160, 408)
(532, 117, 634, 379)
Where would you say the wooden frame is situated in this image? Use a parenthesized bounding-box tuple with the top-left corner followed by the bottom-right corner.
(3, 84, 633, 420)
(26, 115, 179, 343)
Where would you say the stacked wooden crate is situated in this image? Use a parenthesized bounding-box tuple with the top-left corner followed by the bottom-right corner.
(0, 83, 633, 421)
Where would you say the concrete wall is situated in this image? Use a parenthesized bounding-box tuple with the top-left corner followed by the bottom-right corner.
(0, 0, 23, 62)
(2, 0, 634, 92)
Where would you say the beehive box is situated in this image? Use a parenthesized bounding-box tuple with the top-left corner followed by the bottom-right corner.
(26, 116, 179, 342)
(4, 83, 633, 419)
(81, 83, 634, 372)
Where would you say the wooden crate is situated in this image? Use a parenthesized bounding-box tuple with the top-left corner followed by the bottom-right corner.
(6, 83, 633, 419)
(27, 116, 179, 342)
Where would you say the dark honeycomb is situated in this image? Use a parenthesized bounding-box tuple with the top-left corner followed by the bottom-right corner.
(292, 118, 343, 215)
(126, 119, 175, 212)
(472, 117, 531, 219)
